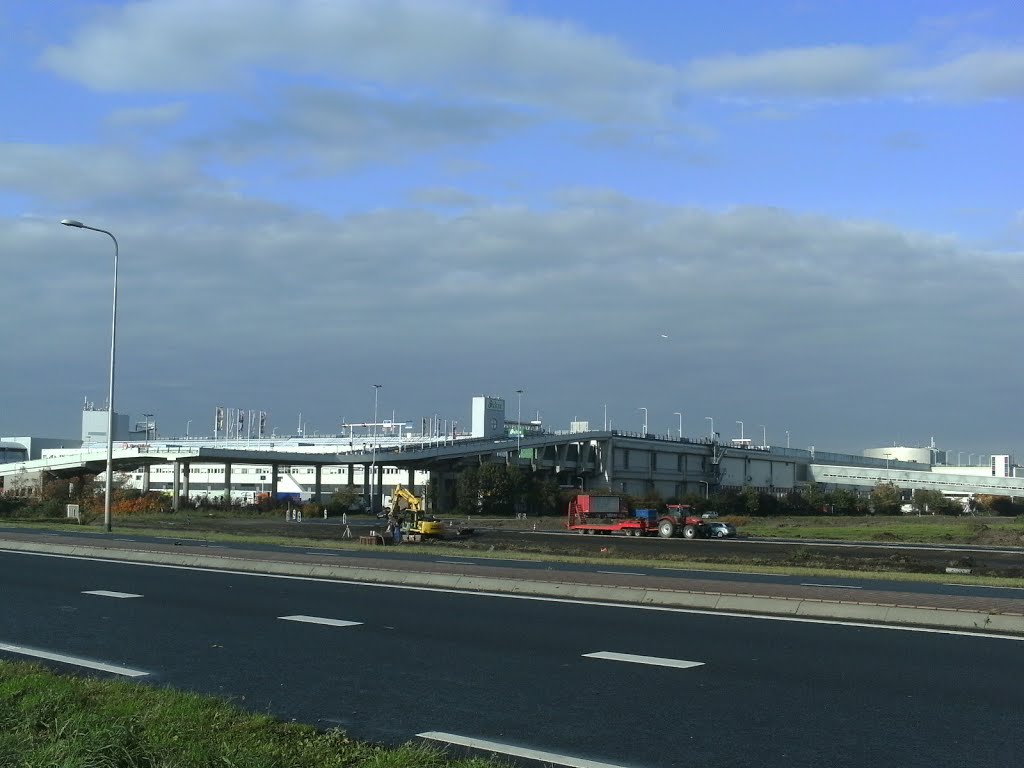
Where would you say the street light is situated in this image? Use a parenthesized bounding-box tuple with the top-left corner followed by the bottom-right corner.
(61, 218, 118, 533)
(705, 416, 714, 438)
(760, 424, 766, 448)
(638, 407, 647, 435)
(674, 412, 683, 440)
(957, 451, 963, 466)
(371, 384, 381, 513)
(698, 480, 709, 499)
(884, 452, 892, 470)
(968, 453, 974, 466)
(736, 420, 744, 441)
(786, 430, 790, 449)
(186, 419, 192, 438)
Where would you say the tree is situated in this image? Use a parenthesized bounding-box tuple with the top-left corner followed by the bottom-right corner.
(870, 482, 903, 515)
(830, 488, 869, 516)
(455, 463, 528, 516)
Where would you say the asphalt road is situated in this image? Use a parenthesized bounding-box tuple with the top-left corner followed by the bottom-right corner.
(2, 549, 1021, 768)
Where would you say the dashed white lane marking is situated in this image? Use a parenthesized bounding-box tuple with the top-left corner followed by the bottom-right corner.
(418, 731, 627, 768)
(113, 538, 137, 542)
(0, 641, 149, 677)
(583, 651, 704, 669)
(6, 549, 1023, 641)
(278, 615, 362, 628)
(801, 583, 864, 590)
(82, 590, 142, 599)
(437, 560, 476, 565)
(654, 566, 780, 577)
(597, 570, 645, 576)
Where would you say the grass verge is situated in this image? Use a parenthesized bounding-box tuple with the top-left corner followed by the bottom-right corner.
(0, 660, 499, 768)
(3, 517, 1022, 588)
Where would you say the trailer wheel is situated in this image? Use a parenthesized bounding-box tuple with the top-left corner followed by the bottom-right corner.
(683, 524, 699, 539)
(658, 520, 675, 538)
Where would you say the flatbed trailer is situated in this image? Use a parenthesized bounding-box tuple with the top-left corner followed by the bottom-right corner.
(567, 494, 656, 536)
(567, 517, 653, 536)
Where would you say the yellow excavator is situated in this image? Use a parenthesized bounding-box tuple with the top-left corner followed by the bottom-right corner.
(387, 485, 446, 537)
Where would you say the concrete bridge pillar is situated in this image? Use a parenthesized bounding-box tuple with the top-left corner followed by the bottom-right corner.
(224, 462, 232, 506)
(172, 460, 181, 511)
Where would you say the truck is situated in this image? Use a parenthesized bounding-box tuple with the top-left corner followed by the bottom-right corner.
(567, 496, 719, 539)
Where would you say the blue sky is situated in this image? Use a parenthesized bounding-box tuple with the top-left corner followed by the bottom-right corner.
(2, 0, 1022, 458)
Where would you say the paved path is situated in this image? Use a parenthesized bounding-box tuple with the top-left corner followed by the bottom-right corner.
(2, 529, 1022, 636)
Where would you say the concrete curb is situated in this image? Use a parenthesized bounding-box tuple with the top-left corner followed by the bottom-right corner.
(3, 539, 1023, 636)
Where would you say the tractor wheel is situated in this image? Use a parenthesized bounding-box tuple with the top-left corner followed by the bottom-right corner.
(682, 524, 699, 539)
(658, 520, 676, 538)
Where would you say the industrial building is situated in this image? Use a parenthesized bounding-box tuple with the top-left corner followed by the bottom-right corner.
(2, 395, 1022, 508)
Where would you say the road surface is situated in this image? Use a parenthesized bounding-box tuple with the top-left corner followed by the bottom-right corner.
(2, 548, 1021, 768)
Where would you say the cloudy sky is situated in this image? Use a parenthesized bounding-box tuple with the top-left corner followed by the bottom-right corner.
(2, 0, 1022, 458)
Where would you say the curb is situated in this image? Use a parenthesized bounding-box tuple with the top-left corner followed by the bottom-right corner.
(3, 539, 1023, 637)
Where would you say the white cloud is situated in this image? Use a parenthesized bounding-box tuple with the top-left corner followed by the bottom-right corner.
(908, 48, 1024, 99)
(684, 44, 1024, 101)
(105, 101, 188, 127)
(202, 86, 531, 172)
(685, 45, 901, 98)
(5, 193, 1022, 448)
(41, 0, 678, 125)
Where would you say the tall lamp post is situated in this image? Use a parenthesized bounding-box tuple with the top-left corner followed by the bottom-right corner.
(674, 412, 683, 440)
(736, 420, 744, 441)
(371, 384, 381, 513)
(705, 416, 714, 439)
(61, 219, 118, 533)
(638, 407, 647, 436)
(760, 424, 766, 448)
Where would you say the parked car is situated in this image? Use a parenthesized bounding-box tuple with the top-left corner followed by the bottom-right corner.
(705, 521, 736, 538)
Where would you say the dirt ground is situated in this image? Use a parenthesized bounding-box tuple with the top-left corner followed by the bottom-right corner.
(113, 513, 1024, 579)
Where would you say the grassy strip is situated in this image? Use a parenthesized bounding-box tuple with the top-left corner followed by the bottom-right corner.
(4, 518, 1022, 588)
(737, 515, 1024, 543)
(0, 660, 498, 768)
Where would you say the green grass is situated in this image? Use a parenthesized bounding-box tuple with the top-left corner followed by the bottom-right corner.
(736, 515, 1024, 543)
(0, 660, 501, 768)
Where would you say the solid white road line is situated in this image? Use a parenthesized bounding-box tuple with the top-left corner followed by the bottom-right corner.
(583, 651, 704, 669)
(82, 590, 142, 598)
(436, 560, 476, 565)
(0, 641, 149, 677)
(801, 583, 864, 590)
(278, 615, 362, 628)
(944, 583, 1024, 591)
(6, 549, 1023, 641)
(597, 570, 645, 576)
(418, 731, 627, 768)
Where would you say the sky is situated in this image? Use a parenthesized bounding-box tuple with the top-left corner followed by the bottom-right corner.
(1, 0, 1022, 459)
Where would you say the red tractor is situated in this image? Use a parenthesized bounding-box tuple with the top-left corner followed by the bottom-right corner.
(655, 504, 708, 539)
